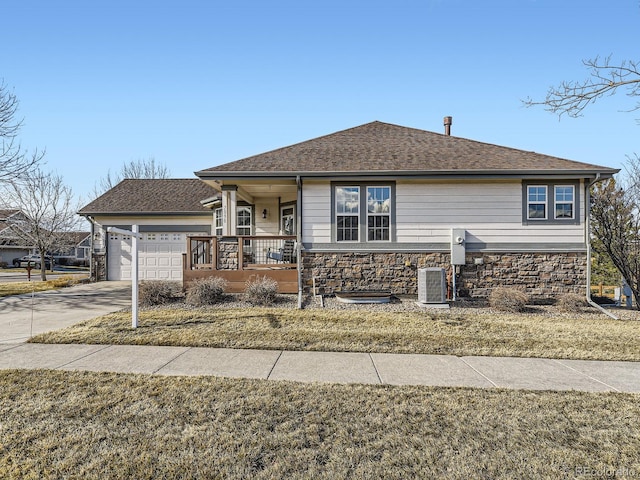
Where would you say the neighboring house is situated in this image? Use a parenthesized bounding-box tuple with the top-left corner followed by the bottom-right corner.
(1, 209, 92, 268)
(79, 120, 618, 299)
(53, 232, 92, 266)
(0, 209, 31, 266)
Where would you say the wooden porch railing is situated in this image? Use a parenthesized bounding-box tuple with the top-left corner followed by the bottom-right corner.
(183, 235, 298, 293)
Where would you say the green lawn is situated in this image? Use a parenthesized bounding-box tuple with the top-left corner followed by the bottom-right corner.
(1, 370, 639, 479)
(30, 306, 640, 361)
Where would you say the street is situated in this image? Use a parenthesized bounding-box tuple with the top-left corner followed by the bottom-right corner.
(0, 269, 89, 283)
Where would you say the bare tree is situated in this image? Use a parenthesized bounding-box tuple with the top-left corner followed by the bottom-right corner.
(0, 80, 42, 184)
(591, 173, 640, 307)
(4, 169, 81, 281)
(523, 56, 640, 119)
(92, 157, 170, 198)
(524, 48, 640, 307)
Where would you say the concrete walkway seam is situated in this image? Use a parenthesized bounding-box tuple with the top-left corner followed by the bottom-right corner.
(55, 344, 113, 370)
(549, 358, 621, 393)
(152, 346, 195, 375)
(368, 353, 383, 384)
(459, 357, 499, 388)
(266, 350, 284, 380)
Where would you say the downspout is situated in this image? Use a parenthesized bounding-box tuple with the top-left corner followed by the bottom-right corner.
(296, 175, 303, 309)
(585, 174, 619, 319)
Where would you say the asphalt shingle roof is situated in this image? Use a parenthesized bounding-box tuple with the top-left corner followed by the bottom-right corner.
(197, 121, 617, 176)
(78, 179, 219, 215)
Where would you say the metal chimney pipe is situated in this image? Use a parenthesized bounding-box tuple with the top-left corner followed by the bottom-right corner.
(444, 116, 452, 136)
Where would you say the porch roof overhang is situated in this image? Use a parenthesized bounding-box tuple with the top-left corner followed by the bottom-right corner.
(197, 177, 299, 202)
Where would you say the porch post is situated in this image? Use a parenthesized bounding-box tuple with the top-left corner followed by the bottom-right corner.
(221, 185, 238, 236)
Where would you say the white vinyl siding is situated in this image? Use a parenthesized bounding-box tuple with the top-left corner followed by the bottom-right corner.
(302, 182, 331, 243)
(302, 180, 585, 248)
(395, 181, 584, 246)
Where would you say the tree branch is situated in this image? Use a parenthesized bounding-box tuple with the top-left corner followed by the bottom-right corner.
(523, 56, 640, 118)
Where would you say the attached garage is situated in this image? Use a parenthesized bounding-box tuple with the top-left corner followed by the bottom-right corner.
(107, 231, 192, 281)
(78, 179, 219, 283)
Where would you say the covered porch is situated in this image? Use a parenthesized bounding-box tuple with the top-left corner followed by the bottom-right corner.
(183, 235, 299, 293)
(186, 175, 301, 294)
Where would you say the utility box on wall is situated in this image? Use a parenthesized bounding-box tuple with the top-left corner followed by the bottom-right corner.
(451, 228, 466, 265)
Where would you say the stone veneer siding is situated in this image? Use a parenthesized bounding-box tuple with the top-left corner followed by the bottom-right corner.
(217, 238, 239, 270)
(302, 251, 587, 299)
(91, 253, 107, 282)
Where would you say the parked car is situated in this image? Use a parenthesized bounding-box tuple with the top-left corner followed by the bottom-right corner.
(12, 254, 53, 269)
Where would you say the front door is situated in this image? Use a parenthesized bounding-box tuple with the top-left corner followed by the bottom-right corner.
(280, 205, 296, 235)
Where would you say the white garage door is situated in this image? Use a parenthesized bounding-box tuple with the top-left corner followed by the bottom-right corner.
(107, 232, 189, 281)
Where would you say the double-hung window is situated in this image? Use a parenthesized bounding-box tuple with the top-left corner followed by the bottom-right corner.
(335, 184, 393, 242)
(214, 207, 223, 236)
(336, 186, 360, 241)
(527, 186, 547, 220)
(523, 181, 579, 224)
(554, 186, 574, 219)
(367, 186, 391, 241)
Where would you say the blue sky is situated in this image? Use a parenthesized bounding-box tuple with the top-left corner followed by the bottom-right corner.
(3, 0, 639, 203)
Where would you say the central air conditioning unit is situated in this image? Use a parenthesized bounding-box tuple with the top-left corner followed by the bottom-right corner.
(418, 267, 446, 304)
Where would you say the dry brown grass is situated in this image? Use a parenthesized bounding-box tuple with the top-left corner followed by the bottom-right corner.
(0, 276, 87, 297)
(30, 306, 640, 361)
(1, 369, 639, 479)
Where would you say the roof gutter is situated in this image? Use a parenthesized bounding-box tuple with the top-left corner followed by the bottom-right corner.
(196, 169, 619, 182)
(585, 173, 618, 319)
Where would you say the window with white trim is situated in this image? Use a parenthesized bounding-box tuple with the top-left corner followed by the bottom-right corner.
(236, 206, 252, 236)
(367, 186, 391, 241)
(523, 181, 580, 225)
(527, 185, 547, 220)
(554, 185, 575, 219)
(214, 207, 223, 236)
(336, 186, 360, 242)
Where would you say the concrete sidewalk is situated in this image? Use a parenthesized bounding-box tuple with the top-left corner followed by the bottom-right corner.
(1, 342, 639, 392)
(1, 281, 639, 393)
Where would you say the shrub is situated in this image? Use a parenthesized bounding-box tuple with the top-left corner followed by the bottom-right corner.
(0, 261, 8, 268)
(557, 293, 588, 312)
(244, 275, 279, 306)
(138, 280, 181, 306)
(186, 276, 228, 306)
(488, 287, 529, 313)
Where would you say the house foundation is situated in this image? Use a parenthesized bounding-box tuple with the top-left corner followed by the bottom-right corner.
(302, 251, 587, 299)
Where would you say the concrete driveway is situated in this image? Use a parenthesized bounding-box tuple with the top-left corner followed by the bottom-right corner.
(0, 281, 131, 344)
